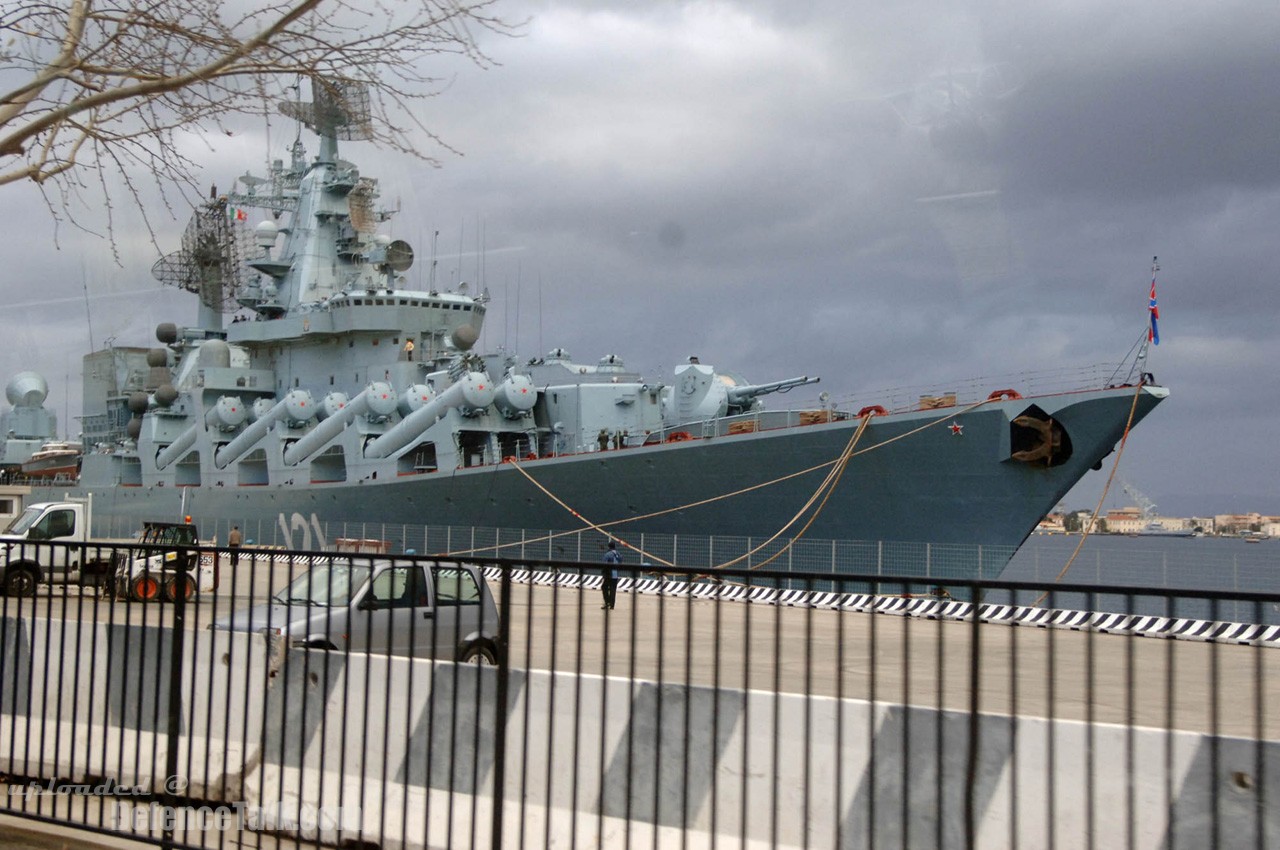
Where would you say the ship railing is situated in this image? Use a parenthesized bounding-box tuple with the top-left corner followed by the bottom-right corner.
(763, 361, 1135, 418)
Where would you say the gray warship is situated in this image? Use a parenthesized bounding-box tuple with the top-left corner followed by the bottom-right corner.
(59, 80, 1165, 573)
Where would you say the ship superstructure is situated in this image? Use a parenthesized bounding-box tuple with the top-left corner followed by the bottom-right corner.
(64, 79, 1166, 574)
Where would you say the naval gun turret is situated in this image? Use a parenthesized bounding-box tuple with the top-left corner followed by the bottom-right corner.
(726, 375, 820, 414)
(665, 362, 821, 426)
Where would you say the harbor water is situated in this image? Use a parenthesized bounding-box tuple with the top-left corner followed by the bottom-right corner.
(998, 533, 1280, 624)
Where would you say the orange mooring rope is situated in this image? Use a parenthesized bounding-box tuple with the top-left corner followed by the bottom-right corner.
(466, 396, 998, 567)
(1032, 380, 1147, 605)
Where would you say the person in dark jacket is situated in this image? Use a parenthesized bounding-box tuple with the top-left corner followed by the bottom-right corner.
(601, 541, 621, 610)
(228, 525, 242, 567)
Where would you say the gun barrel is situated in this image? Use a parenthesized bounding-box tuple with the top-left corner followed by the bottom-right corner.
(726, 375, 820, 404)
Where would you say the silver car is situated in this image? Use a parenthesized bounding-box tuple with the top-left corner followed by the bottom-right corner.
(212, 559, 502, 664)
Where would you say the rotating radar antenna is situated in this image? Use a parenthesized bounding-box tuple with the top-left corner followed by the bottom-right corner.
(151, 197, 251, 313)
(279, 76, 373, 142)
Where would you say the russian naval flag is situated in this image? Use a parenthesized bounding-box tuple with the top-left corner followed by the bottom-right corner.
(1148, 257, 1160, 345)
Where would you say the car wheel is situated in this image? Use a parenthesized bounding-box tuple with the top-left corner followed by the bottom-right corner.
(131, 574, 160, 602)
(460, 643, 497, 666)
(163, 574, 195, 603)
(3, 568, 37, 598)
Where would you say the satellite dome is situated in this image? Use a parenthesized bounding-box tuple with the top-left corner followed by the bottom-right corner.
(198, 339, 231, 368)
(155, 384, 179, 407)
(451, 324, 479, 351)
(255, 220, 279, 249)
(6, 372, 48, 408)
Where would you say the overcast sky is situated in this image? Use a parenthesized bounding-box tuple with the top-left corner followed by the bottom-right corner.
(3, 0, 1277, 517)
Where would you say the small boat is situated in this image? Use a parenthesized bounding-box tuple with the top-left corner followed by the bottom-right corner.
(21, 440, 83, 479)
(1136, 520, 1196, 538)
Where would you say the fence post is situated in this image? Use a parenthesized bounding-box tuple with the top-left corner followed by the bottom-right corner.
(161, 577, 188, 850)
(490, 564, 513, 849)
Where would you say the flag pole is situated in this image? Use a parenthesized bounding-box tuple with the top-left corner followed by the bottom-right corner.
(1136, 255, 1159, 382)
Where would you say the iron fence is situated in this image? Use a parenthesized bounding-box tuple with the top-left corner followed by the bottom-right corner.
(0, 540, 1277, 849)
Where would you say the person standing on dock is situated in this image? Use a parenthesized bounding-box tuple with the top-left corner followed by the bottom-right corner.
(228, 525, 242, 568)
(601, 541, 621, 610)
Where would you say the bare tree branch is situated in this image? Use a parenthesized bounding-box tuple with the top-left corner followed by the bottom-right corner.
(0, 0, 520, 237)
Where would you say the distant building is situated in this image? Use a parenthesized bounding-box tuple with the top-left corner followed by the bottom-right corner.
(1103, 507, 1146, 534)
(1104, 506, 1193, 535)
(1036, 513, 1067, 533)
(1215, 513, 1267, 535)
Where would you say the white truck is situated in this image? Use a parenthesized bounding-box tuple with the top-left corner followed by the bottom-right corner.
(0, 499, 216, 600)
(0, 498, 113, 596)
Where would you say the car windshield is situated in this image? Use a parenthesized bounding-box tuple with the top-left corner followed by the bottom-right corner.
(3, 506, 46, 536)
(273, 563, 371, 607)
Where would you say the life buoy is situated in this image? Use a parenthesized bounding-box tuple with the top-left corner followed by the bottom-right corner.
(987, 389, 1022, 401)
(665, 431, 692, 443)
(857, 405, 888, 417)
(525, 452, 538, 460)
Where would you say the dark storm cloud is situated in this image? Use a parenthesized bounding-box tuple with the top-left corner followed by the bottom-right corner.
(999, 46, 1280, 200)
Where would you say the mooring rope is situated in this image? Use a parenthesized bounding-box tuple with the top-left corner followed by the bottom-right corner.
(438, 396, 997, 564)
(1033, 380, 1147, 605)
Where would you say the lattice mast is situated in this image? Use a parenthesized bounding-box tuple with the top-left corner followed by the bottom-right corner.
(151, 194, 250, 331)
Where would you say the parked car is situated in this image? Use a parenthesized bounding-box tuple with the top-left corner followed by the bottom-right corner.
(210, 559, 502, 664)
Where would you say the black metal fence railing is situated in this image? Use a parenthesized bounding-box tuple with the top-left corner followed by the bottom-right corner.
(0, 540, 1277, 849)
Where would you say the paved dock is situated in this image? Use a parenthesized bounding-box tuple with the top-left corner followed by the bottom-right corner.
(501, 580, 1279, 739)
(7, 575, 1276, 740)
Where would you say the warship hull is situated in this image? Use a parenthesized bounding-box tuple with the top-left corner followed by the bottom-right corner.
(64, 384, 1165, 568)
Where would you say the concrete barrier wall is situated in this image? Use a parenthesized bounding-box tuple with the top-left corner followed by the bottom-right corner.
(0, 615, 268, 802)
(3, 616, 1276, 848)
(242, 650, 1279, 849)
